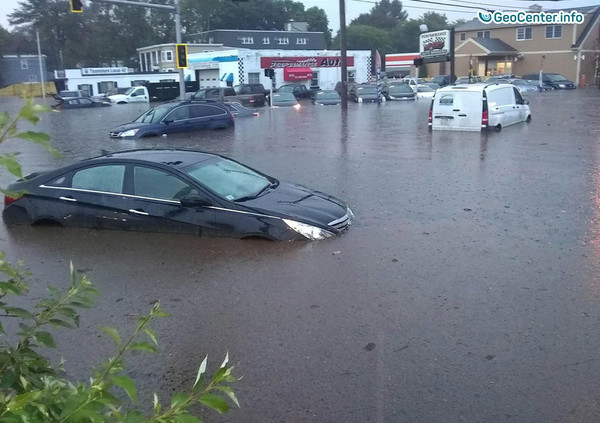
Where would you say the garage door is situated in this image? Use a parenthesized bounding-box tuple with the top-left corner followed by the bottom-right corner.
(197, 69, 220, 88)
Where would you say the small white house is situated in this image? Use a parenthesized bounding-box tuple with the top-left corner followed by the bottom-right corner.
(185, 48, 373, 91)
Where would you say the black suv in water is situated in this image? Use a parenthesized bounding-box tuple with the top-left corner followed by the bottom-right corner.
(109, 100, 234, 139)
(521, 72, 576, 89)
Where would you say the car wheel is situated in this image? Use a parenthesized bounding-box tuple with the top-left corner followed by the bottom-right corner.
(494, 124, 502, 132)
(526, 115, 531, 123)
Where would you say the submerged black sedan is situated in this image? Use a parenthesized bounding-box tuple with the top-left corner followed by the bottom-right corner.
(3, 150, 353, 241)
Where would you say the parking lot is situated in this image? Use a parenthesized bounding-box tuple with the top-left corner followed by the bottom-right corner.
(1, 88, 600, 422)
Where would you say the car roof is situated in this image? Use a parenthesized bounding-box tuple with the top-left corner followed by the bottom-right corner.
(437, 83, 507, 93)
(87, 149, 217, 168)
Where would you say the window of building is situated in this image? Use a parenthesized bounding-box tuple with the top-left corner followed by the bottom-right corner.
(209, 37, 214, 43)
(277, 37, 289, 45)
(20, 59, 28, 70)
(311, 71, 319, 89)
(476, 30, 490, 38)
(98, 81, 117, 94)
(262, 37, 270, 44)
(165, 51, 173, 61)
(545, 25, 562, 39)
(296, 38, 307, 45)
(78, 84, 93, 96)
(347, 70, 355, 83)
(28, 74, 37, 82)
(248, 72, 260, 84)
(517, 27, 532, 40)
(460, 32, 466, 41)
(241, 37, 254, 44)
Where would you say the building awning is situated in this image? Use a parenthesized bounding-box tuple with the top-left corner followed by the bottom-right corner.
(220, 73, 234, 82)
(283, 67, 313, 81)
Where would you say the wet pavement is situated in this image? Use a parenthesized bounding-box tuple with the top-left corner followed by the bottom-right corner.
(1, 89, 600, 422)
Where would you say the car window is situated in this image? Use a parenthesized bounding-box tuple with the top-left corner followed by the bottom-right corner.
(183, 157, 270, 201)
(224, 88, 237, 96)
(190, 105, 225, 118)
(80, 99, 92, 105)
(134, 104, 173, 123)
(71, 165, 125, 193)
(133, 166, 193, 200)
(165, 106, 190, 121)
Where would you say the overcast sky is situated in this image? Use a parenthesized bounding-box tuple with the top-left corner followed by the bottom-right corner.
(0, 0, 598, 33)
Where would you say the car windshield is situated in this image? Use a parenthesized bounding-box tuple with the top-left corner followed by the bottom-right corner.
(389, 85, 413, 94)
(357, 86, 377, 95)
(183, 157, 272, 201)
(546, 74, 567, 81)
(417, 85, 434, 92)
(316, 92, 340, 100)
(277, 86, 295, 93)
(273, 93, 296, 102)
(133, 104, 173, 123)
(125, 87, 137, 95)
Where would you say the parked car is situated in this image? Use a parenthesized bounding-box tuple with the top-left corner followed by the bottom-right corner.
(233, 83, 268, 106)
(424, 82, 441, 91)
(223, 101, 259, 117)
(109, 100, 234, 139)
(506, 78, 540, 93)
(312, 90, 341, 105)
(402, 77, 427, 89)
(349, 84, 382, 103)
(429, 75, 451, 87)
(429, 83, 531, 132)
(2, 149, 353, 241)
(270, 92, 300, 108)
(521, 72, 576, 89)
(485, 75, 513, 82)
(275, 84, 311, 99)
(51, 95, 112, 110)
(455, 75, 483, 84)
(415, 84, 436, 99)
(191, 87, 266, 108)
(58, 89, 89, 99)
(385, 83, 416, 101)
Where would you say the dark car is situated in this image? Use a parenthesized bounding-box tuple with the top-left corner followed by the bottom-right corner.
(223, 102, 259, 117)
(430, 75, 450, 87)
(385, 84, 416, 101)
(349, 84, 381, 103)
(3, 149, 353, 241)
(275, 84, 311, 99)
(270, 92, 300, 108)
(521, 72, 576, 89)
(109, 100, 234, 139)
(51, 95, 112, 110)
(312, 90, 341, 105)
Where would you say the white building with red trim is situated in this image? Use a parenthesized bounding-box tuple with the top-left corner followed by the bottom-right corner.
(185, 48, 373, 91)
(384, 52, 420, 78)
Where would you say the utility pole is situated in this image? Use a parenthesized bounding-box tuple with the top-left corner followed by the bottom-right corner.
(83, 0, 186, 99)
(339, 0, 348, 110)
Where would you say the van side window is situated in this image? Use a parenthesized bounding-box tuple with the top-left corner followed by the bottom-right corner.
(439, 95, 453, 106)
(513, 87, 524, 104)
(487, 88, 514, 107)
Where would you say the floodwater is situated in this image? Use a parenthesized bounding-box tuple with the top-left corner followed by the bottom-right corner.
(1, 89, 600, 422)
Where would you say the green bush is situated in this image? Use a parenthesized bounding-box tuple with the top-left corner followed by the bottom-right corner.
(0, 100, 240, 422)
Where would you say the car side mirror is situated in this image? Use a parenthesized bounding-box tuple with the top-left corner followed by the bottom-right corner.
(180, 193, 212, 208)
(523, 99, 529, 105)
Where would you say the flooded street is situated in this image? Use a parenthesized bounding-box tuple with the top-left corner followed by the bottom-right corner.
(1, 89, 600, 422)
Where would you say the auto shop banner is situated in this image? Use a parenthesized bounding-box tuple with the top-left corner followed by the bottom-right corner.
(260, 56, 355, 68)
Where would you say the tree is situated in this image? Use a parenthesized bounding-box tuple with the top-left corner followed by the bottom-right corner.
(390, 12, 449, 53)
(303, 6, 331, 47)
(351, 0, 407, 30)
(333, 24, 393, 53)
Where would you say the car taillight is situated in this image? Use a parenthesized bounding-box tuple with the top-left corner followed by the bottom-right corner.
(4, 195, 19, 206)
(428, 108, 432, 123)
(482, 110, 488, 125)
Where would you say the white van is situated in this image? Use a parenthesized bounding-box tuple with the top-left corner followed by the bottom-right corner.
(428, 83, 531, 131)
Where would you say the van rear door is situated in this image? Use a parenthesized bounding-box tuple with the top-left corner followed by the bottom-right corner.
(431, 90, 482, 131)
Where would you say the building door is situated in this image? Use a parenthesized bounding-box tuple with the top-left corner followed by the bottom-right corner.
(197, 70, 220, 88)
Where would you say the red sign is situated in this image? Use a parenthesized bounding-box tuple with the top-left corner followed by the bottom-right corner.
(261, 56, 354, 69)
(284, 67, 313, 81)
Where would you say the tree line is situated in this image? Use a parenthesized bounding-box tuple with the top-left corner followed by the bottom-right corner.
(0, 0, 464, 72)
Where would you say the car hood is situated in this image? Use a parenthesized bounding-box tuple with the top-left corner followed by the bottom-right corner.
(110, 122, 154, 133)
(108, 94, 128, 102)
(240, 181, 348, 229)
(315, 99, 340, 105)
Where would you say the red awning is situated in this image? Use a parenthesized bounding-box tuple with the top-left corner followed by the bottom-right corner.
(283, 67, 313, 81)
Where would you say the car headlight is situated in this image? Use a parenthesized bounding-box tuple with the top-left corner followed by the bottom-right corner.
(358, 97, 363, 103)
(558, 84, 565, 88)
(283, 219, 334, 240)
(119, 128, 139, 138)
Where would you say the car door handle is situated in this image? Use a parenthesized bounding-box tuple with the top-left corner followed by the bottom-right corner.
(59, 196, 77, 202)
(129, 209, 149, 216)
(453, 109, 460, 111)
(458, 113, 467, 117)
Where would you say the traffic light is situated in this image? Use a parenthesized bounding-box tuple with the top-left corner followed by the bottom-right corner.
(70, 0, 83, 12)
(176, 44, 187, 68)
(264, 68, 274, 78)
